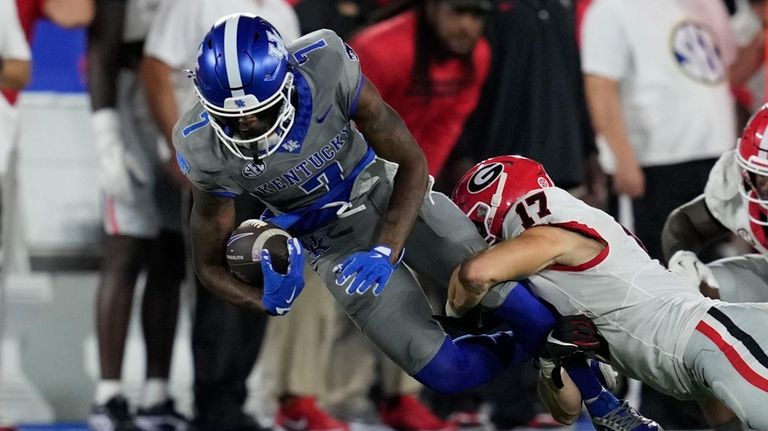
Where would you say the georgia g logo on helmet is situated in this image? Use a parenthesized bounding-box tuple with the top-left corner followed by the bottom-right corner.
(453, 155, 554, 245)
(468, 163, 504, 194)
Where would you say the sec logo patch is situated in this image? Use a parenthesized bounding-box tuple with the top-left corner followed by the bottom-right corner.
(242, 160, 266, 178)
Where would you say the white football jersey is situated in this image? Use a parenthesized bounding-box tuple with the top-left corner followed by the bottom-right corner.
(123, 0, 162, 43)
(704, 150, 768, 255)
(502, 187, 714, 398)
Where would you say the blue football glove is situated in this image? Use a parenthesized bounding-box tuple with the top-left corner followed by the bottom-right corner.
(334, 245, 402, 296)
(261, 237, 305, 316)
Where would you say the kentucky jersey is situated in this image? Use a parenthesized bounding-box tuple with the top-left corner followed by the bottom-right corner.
(502, 187, 715, 398)
(173, 29, 372, 220)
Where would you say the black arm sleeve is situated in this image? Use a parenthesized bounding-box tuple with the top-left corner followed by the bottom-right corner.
(661, 195, 731, 260)
(88, 0, 126, 111)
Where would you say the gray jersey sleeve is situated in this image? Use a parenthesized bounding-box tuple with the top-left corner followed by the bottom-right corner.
(172, 106, 245, 197)
(288, 29, 363, 118)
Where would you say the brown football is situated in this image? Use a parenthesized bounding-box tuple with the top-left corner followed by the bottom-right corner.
(225, 219, 291, 286)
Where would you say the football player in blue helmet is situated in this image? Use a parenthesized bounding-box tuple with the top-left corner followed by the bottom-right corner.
(176, 14, 660, 431)
(193, 16, 295, 160)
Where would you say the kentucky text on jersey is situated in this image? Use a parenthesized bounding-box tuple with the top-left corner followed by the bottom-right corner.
(254, 125, 350, 197)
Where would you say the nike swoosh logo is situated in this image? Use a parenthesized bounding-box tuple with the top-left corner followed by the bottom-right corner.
(285, 286, 298, 304)
(315, 105, 332, 123)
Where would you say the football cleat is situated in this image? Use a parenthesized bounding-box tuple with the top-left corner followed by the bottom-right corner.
(88, 395, 141, 431)
(447, 407, 492, 430)
(380, 395, 456, 431)
(276, 396, 348, 431)
(135, 398, 189, 430)
(592, 401, 663, 431)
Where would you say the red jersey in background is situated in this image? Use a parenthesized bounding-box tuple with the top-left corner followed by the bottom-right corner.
(350, 11, 490, 176)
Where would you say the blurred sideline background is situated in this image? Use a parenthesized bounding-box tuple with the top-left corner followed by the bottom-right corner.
(0, 20, 200, 424)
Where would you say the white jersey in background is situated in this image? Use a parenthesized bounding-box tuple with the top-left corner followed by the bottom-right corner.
(581, 0, 736, 172)
(123, 0, 162, 42)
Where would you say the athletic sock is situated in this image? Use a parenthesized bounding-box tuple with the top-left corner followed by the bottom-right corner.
(484, 281, 555, 353)
(94, 380, 122, 405)
(585, 390, 622, 418)
(562, 356, 619, 417)
(140, 378, 170, 409)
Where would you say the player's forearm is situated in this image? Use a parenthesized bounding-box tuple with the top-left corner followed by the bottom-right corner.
(584, 74, 635, 166)
(190, 213, 265, 311)
(379, 145, 428, 259)
(195, 260, 265, 311)
(0, 59, 30, 90)
(87, 0, 124, 110)
(538, 369, 582, 425)
(190, 189, 265, 311)
(730, 31, 764, 87)
(354, 79, 429, 260)
(448, 265, 487, 316)
(661, 208, 705, 259)
(139, 56, 179, 146)
(661, 196, 729, 259)
(452, 255, 498, 314)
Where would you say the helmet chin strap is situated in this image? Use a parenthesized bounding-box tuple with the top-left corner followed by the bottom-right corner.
(256, 133, 282, 157)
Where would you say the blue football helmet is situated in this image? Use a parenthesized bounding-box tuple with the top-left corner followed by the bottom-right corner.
(193, 14, 295, 160)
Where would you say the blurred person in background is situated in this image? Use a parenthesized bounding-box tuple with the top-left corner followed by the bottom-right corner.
(351, 0, 490, 190)
(581, 0, 737, 262)
(13, 0, 94, 42)
(727, 0, 766, 128)
(344, 1, 490, 429)
(458, 0, 600, 208)
(0, 0, 31, 408)
(2, 0, 89, 424)
(293, 0, 379, 39)
(1, 0, 94, 269)
(581, 0, 738, 427)
(139, 2, 310, 429)
(87, 0, 188, 429)
(0, 0, 31, 206)
(2, 0, 95, 124)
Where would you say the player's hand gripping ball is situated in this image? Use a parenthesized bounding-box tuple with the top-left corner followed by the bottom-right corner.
(226, 219, 291, 283)
(226, 219, 305, 315)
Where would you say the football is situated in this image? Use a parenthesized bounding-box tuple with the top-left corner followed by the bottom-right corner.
(225, 219, 292, 286)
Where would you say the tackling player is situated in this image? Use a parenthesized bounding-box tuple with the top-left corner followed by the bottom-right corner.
(174, 13, 656, 431)
(450, 155, 768, 430)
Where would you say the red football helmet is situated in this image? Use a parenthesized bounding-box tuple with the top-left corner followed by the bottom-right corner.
(737, 104, 768, 226)
(452, 155, 554, 244)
